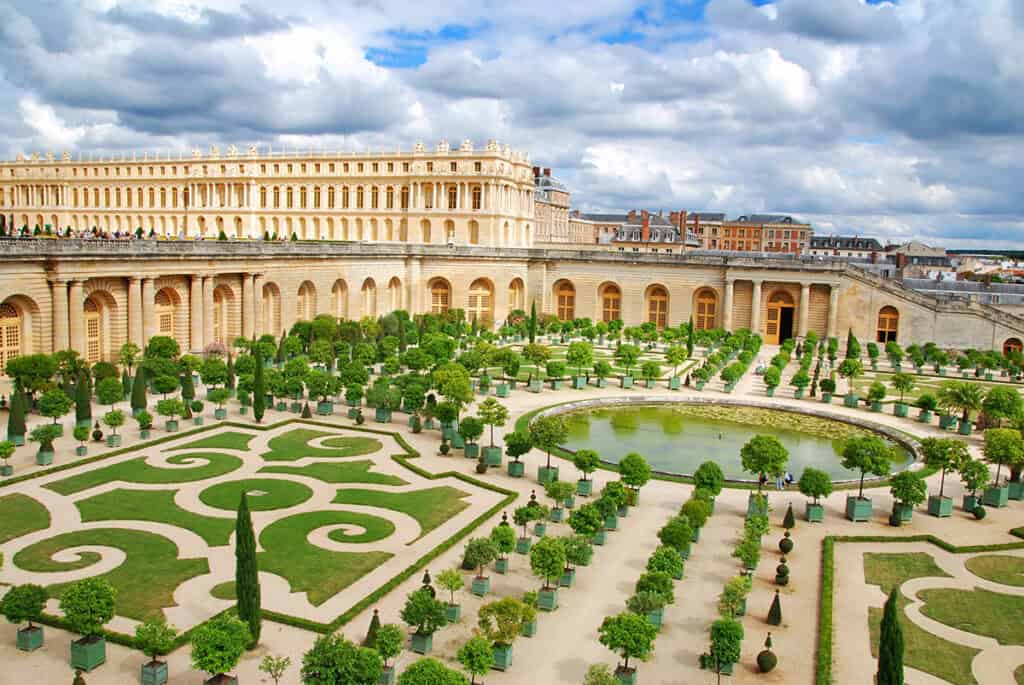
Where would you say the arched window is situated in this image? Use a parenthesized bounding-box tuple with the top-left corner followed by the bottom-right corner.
(371, 186, 379, 209)
(273, 186, 280, 208)
(448, 185, 457, 209)
(472, 186, 482, 210)
(213, 287, 230, 345)
(508, 278, 525, 311)
(468, 279, 494, 325)
(297, 282, 316, 321)
(695, 289, 718, 331)
(356, 186, 364, 209)
(262, 284, 281, 336)
(421, 219, 432, 244)
(0, 302, 23, 374)
(313, 186, 320, 208)
(342, 186, 350, 209)
(647, 286, 669, 329)
(401, 186, 409, 209)
(556, 281, 575, 321)
(386, 186, 394, 209)
(299, 186, 307, 209)
(154, 289, 177, 339)
(601, 284, 621, 322)
(430, 279, 451, 314)
(332, 280, 348, 319)
(361, 279, 377, 317)
(468, 221, 480, 245)
(445, 220, 455, 243)
(286, 187, 294, 209)
(327, 186, 335, 209)
(876, 306, 899, 343)
(387, 277, 403, 312)
(1004, 338, 1023, 356)
(83, 297, 103, 362)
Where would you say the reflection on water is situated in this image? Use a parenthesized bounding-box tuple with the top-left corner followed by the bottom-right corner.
(562, 405, 910, 480)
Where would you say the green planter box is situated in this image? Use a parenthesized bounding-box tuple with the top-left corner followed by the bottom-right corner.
(963, 494, 981, 512)
(621, 376, 634, 389)
(16, 626, 43, 652)
(820, 392, 832, 403)
(106, 434, 122, 448)
(0, 464, 13, 476)
(445, 603, 461, 622)
(495, 558, 509, 574)
(410, 632, 433, 654)
(316, 401, 333, 416)
(597, 378, 609, 388)
(893, 403, 909, 417)
(939, 414, 957, 430)
(276, 401, 288, 412)
(520, 619, 537, 638)
(203, 676, 236, 685)
(193, 416, 204, 426)
(793, 388, 804, 399)
(496, 384, 509, 398)
(927, 495, 953, 518)
(538, 587, 559, 611)
(893, 502, 914, 523)
(550, 379, 563, 391)
(679, 544, 691, 560)
(534, 521, 547, 537)
(165, 420, 179, 433)
(70, 636, 106, 672)
(592, 529, 607, 546)
(736, 597, 747, 617)
(76, 445, 88, 457)
(614, 667, 638, 685)
(617, 505, 629, 518)
(646, 606, 664, 631)
(550, 507, 564, 523)
(604, 514, 618, 531)
(483, 446, 502, 466)
(870, 401, 883, 413)
(380, 666, 396, 685)
(515, 537, 532, 554)
(983, 485, 1009, 508)
(958, 420, 973, 436)
(1009, 481, 1024, 500)
(451, 433, 465, 449)
(577, 479, 593, 496)
(375, 407, 391, 423)
(918, 410, 932, 423)
(528, 379, 543, 393)
(670, 376, 681, 390)
(139, 429, 151, 439)
(290, 401, 303, 413)
(766, 386, 776, 397)
(464, 443, 480, 459)
(696, 381, 706, 391)
(508, 460, 525, 478)
(347, 408, 360, 420)
(559, 568, 575, 588)
(573, 376, 587, 389)
(492, 643, 514, 671)
(9, 434, 24, 446)
(538, 465, 559, 484)
(691, 527, 700, 543)
(806, 502, 824, 522)
(747, 494, 768, 518)
(563, 495, 575, 509)
(843, 393, 858, 408)
(645, 379, 657, 389)
(471, 576, 491, 597)
(140, 660, 169, 685)
(215, 408, 228, 420)
(35, 449, 53, 466)
(672, 563, 685, 580)
(846, 496, 873, 522)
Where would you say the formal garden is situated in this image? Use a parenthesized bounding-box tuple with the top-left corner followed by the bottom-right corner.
(0, 308, 1022, 684)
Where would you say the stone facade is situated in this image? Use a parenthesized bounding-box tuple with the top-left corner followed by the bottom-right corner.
(3, 240, 1024, 392)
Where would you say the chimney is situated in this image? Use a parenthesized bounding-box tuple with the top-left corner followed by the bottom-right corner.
(676, 210, 687, 233)
(532, 166, 540, 177)
(694, 213, 701, 237)
(543, 168, 551, 176)
(642, 213, 650, 242)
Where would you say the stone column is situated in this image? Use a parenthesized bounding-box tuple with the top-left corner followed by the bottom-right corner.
(50, 279, 69, 352)
(203, 275, 215, 349)
(827, 285, 840, 339)
(142, 277, 155, 344)
(798, 283, 811, 338)
(253, 274, 265, 337)
(68, 280, 85, 355)
(723, 279, 734, 332)
(407, 257, 423, 315)
(242, 273, 254, 340)
(750, 280, 763, 335)
(190, 276, 203, 352)
(128, 277, 143, 346)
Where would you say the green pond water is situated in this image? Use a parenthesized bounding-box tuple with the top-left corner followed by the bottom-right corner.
(560, 405, 912, 480)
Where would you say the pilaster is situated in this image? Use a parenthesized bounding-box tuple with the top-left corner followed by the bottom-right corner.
(128, 277, 143, 346)
(798, 282, 811, 338)
(190, 276, 203, 352)
(751, 279, 763, 335)
(67, 280, 84, 355)
(142, 277, 155, 344)
(50, 279, 69, 352)
(723, 279, 734, 332)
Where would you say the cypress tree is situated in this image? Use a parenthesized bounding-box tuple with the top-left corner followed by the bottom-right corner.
(121, 368, 131, 398)
(877, 589, 904, 685)
(363, 608, 381, 647)
(398, 317, 407, 353)
(687, 316, 695, 358)
(74, 370, 92, 427)
(252, 349, 266, 423)
(7, 386, 26, 440)
(180, 371, 195, 402)
(130, 366, 147, 414)
(528, 301, 537, 343)
(276, 330, 287, 364)
(226, 353, 236, 394)
(235, 493, 261, 648)
(767, 589, 782, 626)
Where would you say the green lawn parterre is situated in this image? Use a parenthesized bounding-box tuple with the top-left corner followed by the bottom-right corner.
(964, 554, 1024, 587)
(261, 428, 381, 461)
(332, 486, 471, 541)
(259, 460, 406, 485)
(166, 431, 256, 452)
(918, 587, 1024, 645)
(0, 493, 51, 543)
(77, 488, 234, 546)
(45, 451, 244, 496)
(198, 477, 314, 511)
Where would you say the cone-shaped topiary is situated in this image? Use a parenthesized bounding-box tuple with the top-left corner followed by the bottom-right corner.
(252, 346, 266, 423)
(779, 530, 793, 555)
(767, 589, 782, 625)
(877, 589, 904, 685)
(74, 371, 91, 425)
(7, 387, 26, 439)
(363, 608, 381, 647)
(130, 367, 147, 414)
(782, 502, 795, 530)
(757, 633, 777, 673)
(301, 402, 312, 419)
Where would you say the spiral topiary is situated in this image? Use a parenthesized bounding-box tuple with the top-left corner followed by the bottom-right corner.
(757, 633, 777, 673)
(774, 556, 790, 586)
(779, 530, 793, 554)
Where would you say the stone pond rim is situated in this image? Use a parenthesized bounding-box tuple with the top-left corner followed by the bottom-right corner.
(534, 395, 922, 486)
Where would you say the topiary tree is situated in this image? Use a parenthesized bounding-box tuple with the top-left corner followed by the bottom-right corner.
(235, 493, 261, 648)
(74, 371, 92, 426)
(300, 633, 382, 685)
(717, 575, 751, 618)
(842, 436, 894, 499)
(889, 471, 927, 511)
(463, 537, 498, 580)
(39, 387, 73, 426)
(396, 657, 469, 685)
(400, 588, 448, 638)
(573, 448, 600, 486)
(838, 358, 863, 395)
(646, 545, 684, 579)
(598, 611, 658, 675)
(458, 416, 484, 448)
(476, 397, 509, 449)
(693, 461, 725, 498)
(891, 373, 915, 405)
(960, 458, 991, 498)
(1, 583, 47, 632)
(798, 467, 833, 505)
(740, 435, 789, 493)
(618, 452, 651, 500)
(876, 589, 904, 685)
(60, 577, 117, 641)
(529, 414, 568, 473)
(135, 618, 177, 671)
(530, 536, 567, 590)
(374, 624, 403, 671)
(456, 635, 492, 685)
(615, 344, 641, 378)
(583, 663, 619, 685)
(568, 503, 604, 539)
(490, 520, 516, 564)
(919, 437, 970, 499)
(259, 654, 292, 685)
(657, 515, 693, 553)
(984, 427, 1024, 485)
(566, 341, 594, 378)
(477, 597, 531, 647)
(709, 617, 744, 673)
(436, 568, 464, 609)
(679, 498, 711, 530)
(504, 430, 532, 466)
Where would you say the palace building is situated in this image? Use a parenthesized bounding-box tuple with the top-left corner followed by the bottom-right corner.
(0, 141, 1022, 389)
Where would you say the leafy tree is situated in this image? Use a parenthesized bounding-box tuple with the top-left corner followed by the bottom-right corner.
(717, 576, 751, 618)
(665, 345, 687, 378)
(477, 597, 532, 646)
(740, 435, 789, 493)
(598, 611, 658, 671)
(1, 583, 47, 629)
(74, 371, 92, 425)
(544, 480, 576, 510)
(7, 388, 26, 439)
(889, 471, 927, 509)
(937, 381, 983, 423)
(657, 515, 693, 552)
(152, 375, 179, 398)
(135, 618, 177, 664)
(490, 522, 516, 560)
(679, 498, 711, 530)
(560, 533, 594, 569)
(573, 448, 600, 483)
(983, 427, 1024, 484)
(436, 568, 464, 607)
(959, 458, 991, 497)
(798, 467, 833, 505)
(568, 503, 604, 538)
(0, 440, 15, 469)
(566, 341, 594, 377)
(842, 436, 894, 498)
(476, 397, 509, 448)
(145, 335, 180, 360)
(868, 381, 887, 403)
(119, 342, 141, 372)
(259, 654, 292, 685)
(29, 424, 62, 451)
(397, 657, 469, 685)
(252, 348, 266, 422)
(876, 589, 904, 685)
(5, 354, 57, 398)
(130, 366, 148, 414)
(60, 577, 116, 638)
(300, 634, 382, 685)
(457, 635, 492, 685)
(890, 373, 915, 404)
(709, 618, 744, 671)
(400, 588, 448, 637)
(458, 417, 484, 447)
(634, 571, 674, 605)
(838, 358, 863, 394)
(39, 388, 72, 425)
(235, 493, 261, 648)
(373, 624, 403, 669)
(529, 415, 568, 471)
(615, 344, 641, 377)
(646, 545, 684, 578)
(919, 437, 970, 498)
(618, 453, 651, 494)
(103, 409, 124, 436)
(982, 386, 1023, 426)
(693, 461, 724, 497)
(530, 536, 567, 589)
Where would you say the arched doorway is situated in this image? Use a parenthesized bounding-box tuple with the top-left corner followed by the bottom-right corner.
(361, 278, 377, 318)
(694, 289, 718, 330)
(429, 278, 451, 315)
(387, 277, 403, 312)
(600, 283, 621, 322)
(154, 288, 179, 340)
(646, 285, 669, 329)
(555, 281, 575, 321)
(332, 280, 348, 319)
(876, 306, 899, 343)
(262, 283, 281, 336)
(0, 302, 23, 374)
(508, 278, 525, 312)
(297, 281, 317, 321)
(468, 279, 494, 326)
(765, 290, 795, 344)
(83, 297, 104, 363)
(213, 286, 235, 346)
(1004, 338, 1023, 356)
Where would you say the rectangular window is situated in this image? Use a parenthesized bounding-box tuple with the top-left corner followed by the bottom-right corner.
(387, 162, 394, 172)
(450, 162, 457, 172)
(427, 162, 433, 172)
(475, 162, 482, 172)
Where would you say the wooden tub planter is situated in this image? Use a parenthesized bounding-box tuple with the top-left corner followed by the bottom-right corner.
(806, 502, 825, 522)
(646, 607, 665, 631)
(843, 393, 859, 408)
(533, 521, 547, 537)
(573, 376, 587, 389)
(520, 619, 537, 638)
(445, 603, 462, 622)
(962, 494, 981, 512)
(471, 576, 491, 597)
(515, 537, 532, 555)
(16, 625, 43, 652)
(747, 494, 768, 518)
(215, 408, 229, 420)
(464, 443, 480, 459)
(604, 514, 618, 532)
(537, 587, 559, 611)
(316, 401, 333, 416)
(893, 403, 909, 418)
(507, 460, 525, 478)
(614, 666, 638, 685)
(106, 434, 122, 448)
(939, 414, 957, 430)
(549, 507, 564, 523)
(410, 632, 433, 655)
(140, 659, 169, 685)
(621, 376, 634, 389)
(927, 495, 953, 518)
(846, 496, 873, 522)
(495, 557, 510, 574)
(563, 495, 575, 509)
(559, 567, 576, 588)
(892, 502, 914, 523)
(492, 643, 514, 671)
(35, 448, 54, 466)
(983, 484, 1009, 508)
(203, 675, 237, 685)
(70, 635, 106, 672)
(537, 465, 559, 484)
(870, 401, 883, 413)
(76, 445, 88, 457)
(958, 420, 973, 436)
(528, 379, 543, 393)
(577, 479, 593, 496)
(1008, 480, 1024, 500)
(550, 379, 563, 391)
(670, 376, 681, 390)
(596, 378, 609, 389)
(483, 446, 503, 467)
(592, 529, 607, 546)
(380, 665, 396, 685)
(165, 420, 179, 433)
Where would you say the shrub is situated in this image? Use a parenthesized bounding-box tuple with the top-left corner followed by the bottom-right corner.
(1, 583, 47, 628)
(693, 461, 724, 496)
(60, 577, 117, 638)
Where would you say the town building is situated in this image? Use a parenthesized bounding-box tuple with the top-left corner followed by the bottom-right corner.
(809, 236, 884, 259)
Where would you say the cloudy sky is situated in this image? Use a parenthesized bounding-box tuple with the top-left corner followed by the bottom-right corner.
(1, 0, 1021, 248)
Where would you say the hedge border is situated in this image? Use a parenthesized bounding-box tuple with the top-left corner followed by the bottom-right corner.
(815, 527, 1024, 685)
(514, 398, 930, 490)
(7, 416, 518, 649)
